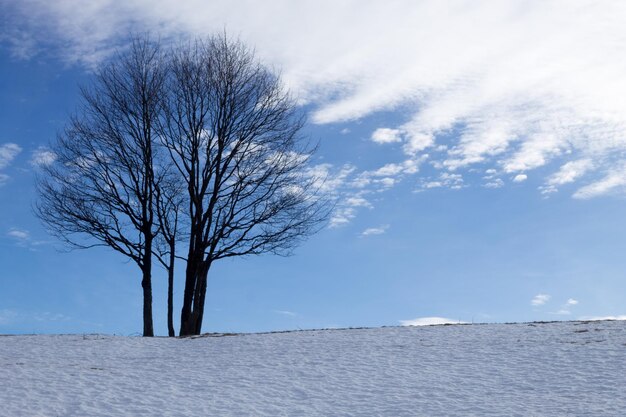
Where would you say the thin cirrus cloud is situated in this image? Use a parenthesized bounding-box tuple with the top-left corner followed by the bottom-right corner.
(6, 228, 48, 250)
(0, 143, 21, 169)
(273, 310, 297, 317)
(360, 225, 389, 237)
(0, 143, 21, 186)
(4, 1, 626, 199)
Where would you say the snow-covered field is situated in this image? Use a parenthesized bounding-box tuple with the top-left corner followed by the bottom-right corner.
(1, 320, 625, 416)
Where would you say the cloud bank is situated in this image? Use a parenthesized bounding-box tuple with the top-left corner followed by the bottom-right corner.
(4, 0, 626, 201)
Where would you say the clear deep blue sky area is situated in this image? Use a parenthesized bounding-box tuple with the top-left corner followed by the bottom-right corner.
(1, 1, 626, 335)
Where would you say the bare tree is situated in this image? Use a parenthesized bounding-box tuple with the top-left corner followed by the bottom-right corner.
(35, 37, 166, 337)
(160, 35, 329, 336)
(36, 33, 328, 337)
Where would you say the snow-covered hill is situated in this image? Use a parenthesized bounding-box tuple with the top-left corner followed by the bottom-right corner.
(1, 320, 625, 416)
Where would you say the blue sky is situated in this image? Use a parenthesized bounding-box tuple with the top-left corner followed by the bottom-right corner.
(2, 0, 626, 335)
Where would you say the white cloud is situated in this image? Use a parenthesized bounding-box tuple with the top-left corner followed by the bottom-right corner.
(306, 163, 354, 195)
(549, 160, 593, 187)
(375, 177, 396, 189)
(367, 158, 425, 180)
(312, 157, 423, 227)
(329, 207, 356, 228)
(360, 224, 389, 237)
(371, 128, 402, 144)
(400, 317, 467, 326)
(531, 293, 551, 306)
(371, 163, 404, 177)
(7, 228, 29, 240)
(7, 228, 47, 249)
(345, 196, 372, 208)
(421, 172, 464, 190)
(541, 159, 594, 194)
(402, 131, 434, 156)
(0, 143, 22, 186)
(573, 167, 626, 199)
(30, 147, 56, 167)
(348, 156, 426, 199)
(7, 1, 626, 197)
(0, 143, 21, 169)
(484, 178, 504, 189)
(513, 174, 527, 183)
(566, 298, 578, 306)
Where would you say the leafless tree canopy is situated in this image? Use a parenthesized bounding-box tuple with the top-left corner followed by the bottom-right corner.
(164, 38, 324, 258)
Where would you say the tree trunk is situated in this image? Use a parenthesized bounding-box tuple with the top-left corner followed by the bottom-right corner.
(167, 246, 175, 337)
(179, 250, 201, 336)
(141, 267, 154, 337)
(142, 236, 154, 337)
(193, 269, 209, 334)
(179, 258, 210, 336)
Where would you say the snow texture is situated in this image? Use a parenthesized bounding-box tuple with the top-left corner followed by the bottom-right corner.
(1, 320, 625, 416)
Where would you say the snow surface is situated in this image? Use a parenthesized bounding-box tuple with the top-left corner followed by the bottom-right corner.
(1, 320, 625, 416)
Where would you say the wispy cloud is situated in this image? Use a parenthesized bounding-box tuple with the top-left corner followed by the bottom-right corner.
(7, 228, 29, 240)
(541, 159, 594, 194)
(344, 196, 372, 209)
(420, 172, 464, 190)
(6, 1, 626, 198)
(360, 224, 389, 237)
(0, 143, 22, 187)
(324, 156, 426, 227)
(400, 317, 466, 326)
(531, 293, 551, 306)
(0, 143, 21, 186)
(273, 310, 297, 317)
(7, 228, 48, 250)
(0, 143, 21, 169)
(30, 147, 56, 167)
(572, 165, 626, 199)
(484, 178, 504, 189)
(329, 207, 356, 228)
